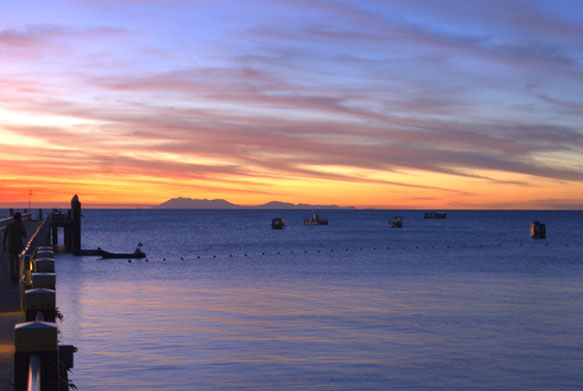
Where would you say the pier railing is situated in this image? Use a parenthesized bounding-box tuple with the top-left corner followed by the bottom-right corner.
(14, 220, 76, 391)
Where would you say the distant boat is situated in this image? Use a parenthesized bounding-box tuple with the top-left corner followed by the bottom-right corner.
(424, 212, 447, 219)
(271, 218, 285, 229)
(97, 248, 147, 259)
(388, 216, 402, 228)
(303, 212, 328, 225)
(530, 221, 546, 239)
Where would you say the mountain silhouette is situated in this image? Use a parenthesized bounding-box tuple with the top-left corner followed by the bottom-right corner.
(153, 197, 355, 209)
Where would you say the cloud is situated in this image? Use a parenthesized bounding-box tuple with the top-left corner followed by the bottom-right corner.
(0, 24, 129, 48)
(2, 0, 582, 206)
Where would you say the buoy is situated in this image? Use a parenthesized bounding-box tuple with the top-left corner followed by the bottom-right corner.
(145, 259, 149, 262)
(213, 255, 216, 258)
(181, 257, 184, 260)
(163, 258, 166, 261)
(229, 254, 232, 257)
(128, 260, 131, 263)
(197, 256, 200, 259)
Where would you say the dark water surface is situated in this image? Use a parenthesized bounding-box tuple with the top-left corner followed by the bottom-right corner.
(54, 210, 583, 390)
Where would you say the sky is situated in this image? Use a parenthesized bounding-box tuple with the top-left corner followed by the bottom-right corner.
(1, 0, 582, 209)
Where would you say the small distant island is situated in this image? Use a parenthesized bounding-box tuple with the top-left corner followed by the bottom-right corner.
(153, 197, 356, 210)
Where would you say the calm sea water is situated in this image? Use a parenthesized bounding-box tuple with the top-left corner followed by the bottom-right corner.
(53, 210, 583, 390)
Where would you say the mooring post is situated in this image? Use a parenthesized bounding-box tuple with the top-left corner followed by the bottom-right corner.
(71, 194, 81, 251)
(24, 288, 56, 322)
(52, 224, 58, 247)
(14, 321, 59, 391)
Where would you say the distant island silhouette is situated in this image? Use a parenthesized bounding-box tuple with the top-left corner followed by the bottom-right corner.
(153, 197, 356, 209)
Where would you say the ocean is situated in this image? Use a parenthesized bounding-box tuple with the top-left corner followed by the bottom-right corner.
(51, 209, 583, 390)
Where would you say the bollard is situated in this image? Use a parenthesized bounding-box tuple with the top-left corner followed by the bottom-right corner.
(24, 289, 56, 322)
(14, 321, 59, 391)
(31, 273, 56, 290)
(36, 249, 55, 259)
(33, 258, 55, 273)
(59, 345, 77, 369)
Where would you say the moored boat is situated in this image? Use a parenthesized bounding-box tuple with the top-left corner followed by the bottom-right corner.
(388, 216, 402, 228)
(271, 218, 285, 229)
(303, 212, 328, 225)
(97, 248, 147, 259)
(530, 221, 546, 239)
(424, 211, 447, 219)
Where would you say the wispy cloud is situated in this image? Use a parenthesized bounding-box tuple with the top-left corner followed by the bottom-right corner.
(1, 0, 582, 207)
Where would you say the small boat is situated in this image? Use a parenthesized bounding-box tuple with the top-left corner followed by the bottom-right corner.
(97, 248, 147, 259)
(271, 218, 285, 229)
(388, 216, 402, 228)
(424, 211, 447, 219)
(530, 221, 546, 239)
(303, 212, 328, 225)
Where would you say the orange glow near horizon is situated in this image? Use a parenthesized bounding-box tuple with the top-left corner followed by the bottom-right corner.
(1, 2, 582, 210)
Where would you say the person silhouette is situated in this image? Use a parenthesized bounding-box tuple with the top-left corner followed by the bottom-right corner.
(2, 212, 27, 284)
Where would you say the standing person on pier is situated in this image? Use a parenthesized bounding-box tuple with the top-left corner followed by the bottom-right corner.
(2, 212, 27, 284)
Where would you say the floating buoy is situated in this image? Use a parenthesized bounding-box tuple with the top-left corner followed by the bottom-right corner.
(128, 260, 131, 263)
(197, 256, 200, 259)
(213, 255, 216, 258)
(163, 258, 166, 261)
(145, 259, 149, 262)
(181, 257, 184, 260)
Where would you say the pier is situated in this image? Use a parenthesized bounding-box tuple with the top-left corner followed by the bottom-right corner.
(1, 197, 79, 390)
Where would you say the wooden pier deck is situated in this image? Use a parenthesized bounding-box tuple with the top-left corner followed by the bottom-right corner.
(0, 220, 42, 390)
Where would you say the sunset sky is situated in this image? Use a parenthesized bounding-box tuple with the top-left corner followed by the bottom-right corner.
(1, 0, 582, 209)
